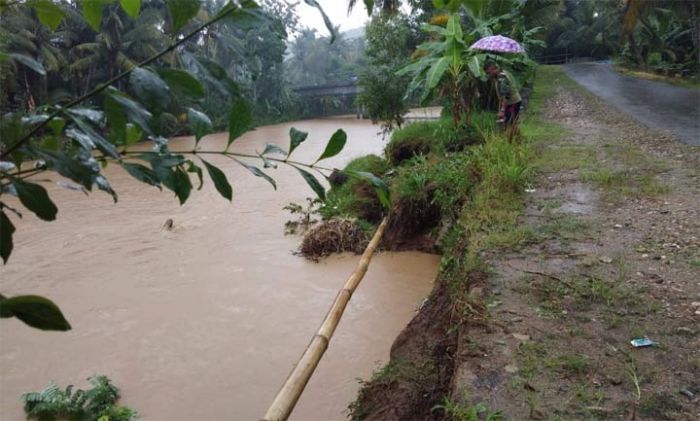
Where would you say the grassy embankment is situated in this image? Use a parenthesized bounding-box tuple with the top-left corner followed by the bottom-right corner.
(299, 66, 571, 418)
(339, 64, 697, 419)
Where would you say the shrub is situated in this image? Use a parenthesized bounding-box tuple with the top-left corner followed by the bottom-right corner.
(21, 375, 137, 421)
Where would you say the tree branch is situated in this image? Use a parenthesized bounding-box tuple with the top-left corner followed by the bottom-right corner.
(0, 3, 242, 160)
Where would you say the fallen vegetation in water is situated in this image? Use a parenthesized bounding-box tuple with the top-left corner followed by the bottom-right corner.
(21, 375, 137, 421)
(299, 218, 369, 261)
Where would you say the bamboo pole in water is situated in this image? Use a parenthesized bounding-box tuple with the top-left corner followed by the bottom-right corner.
(263, 217, 389, 421)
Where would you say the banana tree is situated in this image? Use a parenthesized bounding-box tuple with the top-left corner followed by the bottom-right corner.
(397, 13, 487, 126)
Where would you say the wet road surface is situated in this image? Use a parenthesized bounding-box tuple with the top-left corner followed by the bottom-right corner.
(563, 63, 700, 146)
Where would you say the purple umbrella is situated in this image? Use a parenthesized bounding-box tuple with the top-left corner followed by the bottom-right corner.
(469, 35, 525, 54)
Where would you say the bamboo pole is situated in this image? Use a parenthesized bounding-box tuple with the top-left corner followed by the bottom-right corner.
(263, 217, 389, 421)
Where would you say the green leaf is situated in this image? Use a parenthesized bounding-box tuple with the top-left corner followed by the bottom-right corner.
(168, 0, 201, 33)
(363, 0, 374, 16)
(426, 56, 449, 90)
(201, 159, 232, 201)
(35, 149, 95, 190)
(28, 0, 66, 30)
(346, 171, 391, 208)
(303, 0, 336, 42)
(186, 161, 203, 190)
(0, 295, 71, 331)
(69, 116, 120, 159)
(40, 136, 61, 151)
(0, 210, 15, 264)
(187, 108, 212, 143)
(157, 68, 204, 99)
(119, 0, 140, 18)
(82, 0, 113, 31)
(446, 13, 463, 41)
(293, 166, 325, 200)
(126, 123, 142, 146)
(104, 94, 127, 145)
(11, 178, 58, 221)
(227, 98, 251, 148)
(467, 55, 485, 79)
(65, 127, 95, 150)
(67, 108, 104, 124)
(261, 143, 287, 156)
(130, 67, 170, 110)
(315, 129, 347, 163)
(47, 117, 65, 136)
(95, 175, 117, 203)
(287, 127, 308, 157)
(234, 158, 276, 190)
(170, 167, 192, 204)
(105, 88, 153, 134)
(9, 53, 46, 75)
(122, 162, 161, 188)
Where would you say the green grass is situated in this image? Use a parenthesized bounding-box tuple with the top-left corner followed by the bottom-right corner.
(385, 120, 441, 165)
(392, 153, 475, 220)
(551, 354, 590, 375)
(534, 144, 596, 173)
(366, 357, 434, 384)
(433, 396, 503, 421)
(516, 341, 548, 379)
(581, 168, 671, 198)
(320, 154, 389, 221)
(538, 214, 590, 240)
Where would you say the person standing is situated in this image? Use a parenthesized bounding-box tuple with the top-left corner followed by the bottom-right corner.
(484, 61, 522, 139)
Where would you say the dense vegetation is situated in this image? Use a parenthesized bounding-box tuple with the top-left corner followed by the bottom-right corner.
(541, 0, 699, 76)
(21, 375, 136, 421)
(0, 0, 697, 415)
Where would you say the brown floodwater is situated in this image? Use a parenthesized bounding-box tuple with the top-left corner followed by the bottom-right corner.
(0, 116, 439, 420)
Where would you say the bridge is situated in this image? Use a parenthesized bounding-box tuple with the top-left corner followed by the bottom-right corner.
(292, 81, 364, 118)
(292, 82, 362, 98)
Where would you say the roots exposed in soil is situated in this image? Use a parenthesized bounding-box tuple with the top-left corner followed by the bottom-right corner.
(386, 137, 433, 166)
(350, 271, 487, 420)
(383, 187, 442, 251)
(299, 218, 367, 261)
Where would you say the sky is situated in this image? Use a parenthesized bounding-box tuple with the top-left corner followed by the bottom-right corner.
(295, 0, 370, 35)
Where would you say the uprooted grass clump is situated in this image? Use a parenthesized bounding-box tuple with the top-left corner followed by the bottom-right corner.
(385, 121, 440, 165)
(385, 117, 488, 166)
(383, 153, 476, 248)
(299, 218, 369, 260)
(320, 155, 389, 223)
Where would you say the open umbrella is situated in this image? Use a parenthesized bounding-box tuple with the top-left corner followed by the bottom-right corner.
(469, 35, 525, 54)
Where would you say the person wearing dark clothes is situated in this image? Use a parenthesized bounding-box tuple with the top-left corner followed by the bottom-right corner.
(484, 61, 522, 139)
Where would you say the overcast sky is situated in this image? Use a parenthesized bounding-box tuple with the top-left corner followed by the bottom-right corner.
(295, 0, 370, 34)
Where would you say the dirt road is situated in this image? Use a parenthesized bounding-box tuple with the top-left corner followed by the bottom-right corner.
(563, 63, 700, 146)
(452, 67, 700, 419)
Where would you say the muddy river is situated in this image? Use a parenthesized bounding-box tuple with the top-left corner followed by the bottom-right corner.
(0, 117, 439, 420)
